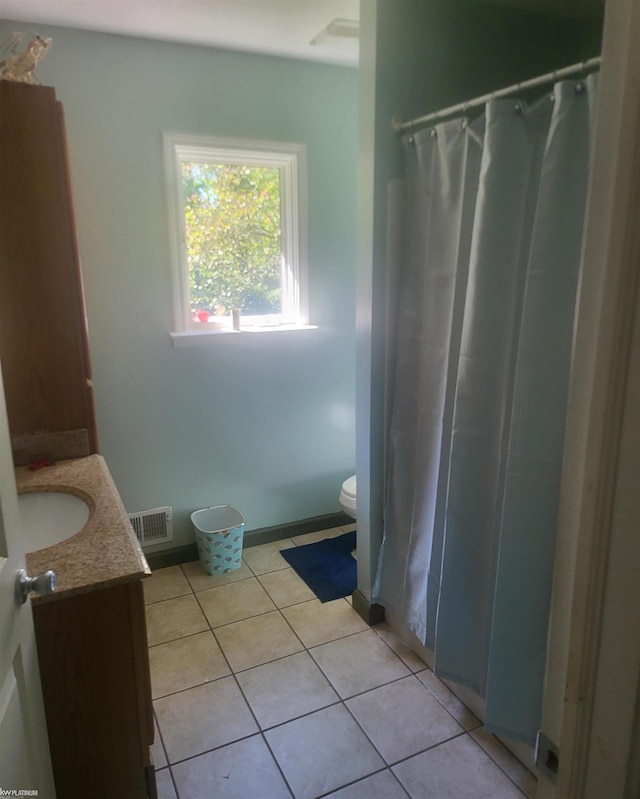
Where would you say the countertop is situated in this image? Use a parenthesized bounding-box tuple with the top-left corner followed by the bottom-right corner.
(17, 455, 151, 602)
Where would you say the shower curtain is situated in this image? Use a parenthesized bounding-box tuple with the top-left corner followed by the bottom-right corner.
(373, 75, 598, 745)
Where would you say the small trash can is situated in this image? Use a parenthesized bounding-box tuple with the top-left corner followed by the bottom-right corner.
(191, 505, 246, 576)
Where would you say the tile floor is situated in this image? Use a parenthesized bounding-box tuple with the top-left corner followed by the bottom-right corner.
(144, 525, 537, 799)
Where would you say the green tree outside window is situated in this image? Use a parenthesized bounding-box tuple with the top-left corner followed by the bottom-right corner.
(182, 162, 283, 318)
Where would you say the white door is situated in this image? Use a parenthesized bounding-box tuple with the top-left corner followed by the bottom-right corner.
(0, 361, 56, 796)
(538, 0, 640, 796)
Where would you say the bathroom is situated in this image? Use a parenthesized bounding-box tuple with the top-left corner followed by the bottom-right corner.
(2, 0, 640, 796)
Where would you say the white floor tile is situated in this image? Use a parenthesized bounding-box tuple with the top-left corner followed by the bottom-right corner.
(416, 669, 481, 731)
(258, 568, 316, 607)
(310, 629, 410, 698)
(214, 610, 304, 672)
(149, 631, 230, 699)
(236, 651, 339, 729)
(147, 552, 536, 799)
(154, 676, 258, 764)
(151, 715, 167, 769)
(393, 735, 526, 799)
(291, 527, 347, 546)
(282, 598, 368, 648)
(325, 770, 409, 799)
(243, 539, 296, 575)
(145, 594, 209, 647)
(374, 623, 428, 672)
(182, 558, 254, 592)
(155, 768, 178, 799)
(265, 704, 384, 799)
(346, 675, 463, 765)
(339, 523, 357, 533)
(171, 735, 293, 799)
(470, 728, 537, 798)
(144, 565, 192, 605)
(196, 577, 276, 627)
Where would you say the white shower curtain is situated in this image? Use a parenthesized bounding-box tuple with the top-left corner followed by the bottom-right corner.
(373, 75, 598, 745)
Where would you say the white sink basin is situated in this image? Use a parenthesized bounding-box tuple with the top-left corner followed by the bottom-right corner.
(18, 491, 91, 551)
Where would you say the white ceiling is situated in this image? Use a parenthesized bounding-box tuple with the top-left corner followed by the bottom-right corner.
(1, 0, 603, 69)
(0, 0, 361, 67)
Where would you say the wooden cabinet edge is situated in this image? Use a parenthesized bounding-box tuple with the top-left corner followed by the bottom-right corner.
(32, 579, 154, 797)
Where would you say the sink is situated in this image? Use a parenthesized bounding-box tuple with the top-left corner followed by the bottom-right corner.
(18, 491, 91, 551)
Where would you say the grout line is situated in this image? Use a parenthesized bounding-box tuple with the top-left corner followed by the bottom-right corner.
(183, 575, 256, 594)
(249, 696, 344, 735)
(253, 568, 316, 609)
(148, 627, 213, 651)
(373, 622, 429, 672)
(193, 589, 277, 630)
(162, 730, 270, 769)
(167, 765, 180, 799)
(372, 627, 489, 734)
(152, 672, 232, 702)
(386, 729, 469, 769)
(259, 732, 297, 798)
(216, 581, 299, 795)
(310, 766, 408, 799)
(144, 589, 193, 607)
(466, 731, 536, 798)
(148, 530, 536, 798)
(151, 709, 181, 798)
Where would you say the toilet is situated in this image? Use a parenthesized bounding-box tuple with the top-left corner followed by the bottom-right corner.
(339, 474, 357, 520)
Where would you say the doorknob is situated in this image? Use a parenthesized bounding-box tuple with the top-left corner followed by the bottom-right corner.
(15, 568, 56, 604)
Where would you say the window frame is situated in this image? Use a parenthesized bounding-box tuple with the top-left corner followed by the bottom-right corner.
(163, 133, 308, 335)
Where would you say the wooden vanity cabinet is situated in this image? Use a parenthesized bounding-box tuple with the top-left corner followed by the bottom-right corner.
(0, 81, 98, 449)
(2, 82, 155, 797)
(32, 580, 156, 799)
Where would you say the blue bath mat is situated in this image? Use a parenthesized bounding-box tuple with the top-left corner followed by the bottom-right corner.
(280, 531, 356, 603)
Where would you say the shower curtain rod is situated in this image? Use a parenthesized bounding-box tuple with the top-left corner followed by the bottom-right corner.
(392, 55, 601, 133)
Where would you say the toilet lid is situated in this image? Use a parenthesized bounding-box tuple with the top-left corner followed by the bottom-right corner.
(342, 475, 357, 498)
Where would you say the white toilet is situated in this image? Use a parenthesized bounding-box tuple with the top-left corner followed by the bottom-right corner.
(339, 475, 357, 520)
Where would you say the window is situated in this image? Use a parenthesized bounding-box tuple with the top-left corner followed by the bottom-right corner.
(164, 134, 308, 336)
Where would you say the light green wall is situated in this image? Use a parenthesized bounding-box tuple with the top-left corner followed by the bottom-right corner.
(1, 21, 358, 548)
(356, 0, 598, 598)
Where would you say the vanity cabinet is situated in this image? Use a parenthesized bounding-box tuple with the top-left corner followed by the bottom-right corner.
(1, 82, 155, 796)
(0, 81, 97, 449)
(19, 455, 156, 799)
(32, 581, 155, 798)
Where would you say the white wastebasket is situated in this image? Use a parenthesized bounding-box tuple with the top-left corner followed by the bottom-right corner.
(191, 505, 246, 576)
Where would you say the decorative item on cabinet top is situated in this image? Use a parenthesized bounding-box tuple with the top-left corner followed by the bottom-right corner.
(0, 31, 51, 85)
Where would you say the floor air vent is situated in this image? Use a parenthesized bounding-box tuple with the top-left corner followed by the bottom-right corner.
(129, 506, 173, 546)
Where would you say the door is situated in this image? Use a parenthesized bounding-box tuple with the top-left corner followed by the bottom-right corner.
(538, 0, 640, 796)
(0, 360, 56, 795)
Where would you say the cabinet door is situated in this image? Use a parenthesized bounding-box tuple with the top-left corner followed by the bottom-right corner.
(0, 82, 97, 448)
(33, 582, 153, 798)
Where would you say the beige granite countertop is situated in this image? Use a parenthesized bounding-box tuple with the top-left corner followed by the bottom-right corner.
(16, 455, 151, 602)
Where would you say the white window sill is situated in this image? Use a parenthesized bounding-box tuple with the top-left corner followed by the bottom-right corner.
(170, 323, 318, 347)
